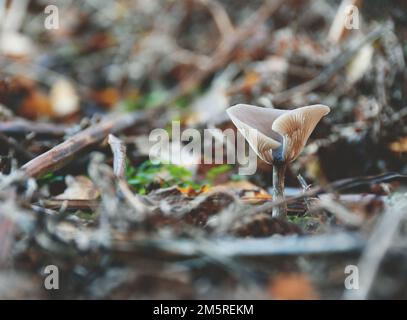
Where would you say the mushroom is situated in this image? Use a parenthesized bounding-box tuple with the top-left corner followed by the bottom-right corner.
(227, 104, 330, 219)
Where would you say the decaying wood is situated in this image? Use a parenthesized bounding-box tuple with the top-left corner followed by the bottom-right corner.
(21, 111, 146, 178)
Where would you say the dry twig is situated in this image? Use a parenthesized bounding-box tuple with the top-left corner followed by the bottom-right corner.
(107, 134, 127, 179)
(21, 112, 146, 178)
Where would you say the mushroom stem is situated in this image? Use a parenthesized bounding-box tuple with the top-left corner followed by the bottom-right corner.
(272, 162, 287, 219)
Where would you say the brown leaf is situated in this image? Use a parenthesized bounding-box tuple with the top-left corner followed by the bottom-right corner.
(268, 273, 318, 300)
(50, 79, 80, 117)
(177, 185, 209, 197)
(209, 180, 272, 204)
(54, 175, 99, 200)
(346, 43, 374, 84)
(91, 88, 120, 108)
(19, 91, 53, 119)
(389, 136, 407, 153)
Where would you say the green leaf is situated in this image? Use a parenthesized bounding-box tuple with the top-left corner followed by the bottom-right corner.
(126, 160, 201, 194)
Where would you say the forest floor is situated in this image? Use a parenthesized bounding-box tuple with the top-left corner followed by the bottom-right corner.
(0, 0, 407, 299)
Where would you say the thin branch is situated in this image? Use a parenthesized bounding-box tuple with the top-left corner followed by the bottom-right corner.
(197, 0, 235, 38)
(237, 172, 407, 225)
(21, 111, 147, 178)
(318, 195, 364, 227)
(117, 232, 365, 257)
(297, 174, 312, 210)
(107, 134, 126, 179)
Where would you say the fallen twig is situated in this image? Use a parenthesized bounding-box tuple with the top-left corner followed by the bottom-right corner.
(107, 134, 126, 179)
(39, 199, 99, 211)
(238, 173, 407, 226)
(21, 111, 146, 178)
(107, 134, 152, 216)
(297, 174, 312, 210)
(318, 194, 364, 227)
(117, 232, 365, 257)
(197, 0, 235, 39)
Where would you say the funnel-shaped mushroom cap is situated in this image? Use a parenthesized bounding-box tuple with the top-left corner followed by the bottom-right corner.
(226, 104, 330, 164)
(227, 104, 283, 163)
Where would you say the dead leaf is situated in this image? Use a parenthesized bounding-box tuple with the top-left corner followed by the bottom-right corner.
(177, 185, 209, 197)
(19, 91, 53, 119)
(346, 43, 374, 84)
(240, 71, 261, 93)
(55, 175, 99, 200)
(50, 79, 80, 117)
(268, 273, 318, 300)
(0, 32, 34, 58)
(210, 181, 272, 204)
(389, 136, 407, 153)
(91, 88, 120, 107)
(0, 103, 13, 120)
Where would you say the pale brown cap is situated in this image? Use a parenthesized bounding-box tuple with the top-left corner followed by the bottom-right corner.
(226, 104, 330, 164)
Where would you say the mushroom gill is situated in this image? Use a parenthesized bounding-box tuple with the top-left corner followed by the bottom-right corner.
(272, 104, 330, 162)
